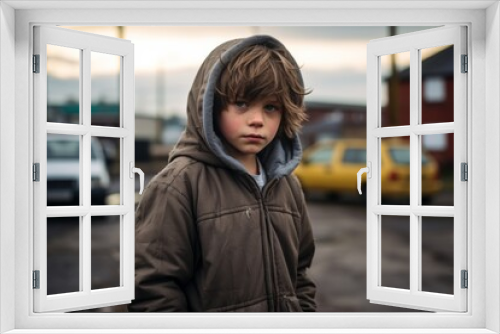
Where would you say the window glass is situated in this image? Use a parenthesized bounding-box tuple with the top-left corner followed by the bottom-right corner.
(47, 45, 80, 124)
(381, 137, 410, 205)
(381, 215, 410, 290)
(91, 52, 121, 127)
(91, 216, 121, 290)
(421, 45, 453, 123)
(91, 137, 120, 205)
(424, 77, 446, 103)
(343, 148, 366, 164)
(47, 217, 80, 295)
(47, 134, 81, 206)
(47, 137, 80, 160)
(306, 145, 334, 164)
(380, 51, 410, 127)
(389, 148, 430, 165)
(421, 134, 453, 206)
(421, 217, 454, 294)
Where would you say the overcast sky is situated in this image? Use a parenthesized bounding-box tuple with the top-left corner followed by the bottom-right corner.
(51, 26, 439, 118)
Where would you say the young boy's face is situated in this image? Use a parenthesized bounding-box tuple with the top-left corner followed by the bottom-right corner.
(218, 97, 282, 162)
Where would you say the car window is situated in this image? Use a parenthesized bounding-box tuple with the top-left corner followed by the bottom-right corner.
(343, 148, 366, 164)
(306, 145, 334, 164)
(47, 140, 98, 160)
(47, 140, 79, 160)
(390, 148, 429, 165)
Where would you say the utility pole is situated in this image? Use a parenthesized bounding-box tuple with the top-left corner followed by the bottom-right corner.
(156, 65, 165, 144)
(388, 26, 400, 127)
(117, 26, 124, 39)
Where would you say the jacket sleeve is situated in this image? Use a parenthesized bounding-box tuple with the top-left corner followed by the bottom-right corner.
(292, 176, 317, 312)
(127, 179, 197, 312)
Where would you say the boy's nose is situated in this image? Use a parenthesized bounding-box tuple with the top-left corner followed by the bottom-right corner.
(248, 108, 264, 126)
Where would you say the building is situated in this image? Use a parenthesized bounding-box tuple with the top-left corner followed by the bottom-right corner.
(384, 46, 454, 169)
(301, 101, 366, 147)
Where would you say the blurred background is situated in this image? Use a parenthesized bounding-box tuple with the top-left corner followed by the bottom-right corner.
(45, 26, 455, 312)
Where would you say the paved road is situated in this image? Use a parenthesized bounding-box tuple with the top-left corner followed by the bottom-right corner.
(306, 193, 454, 312)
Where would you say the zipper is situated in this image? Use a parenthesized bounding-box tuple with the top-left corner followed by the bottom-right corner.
(244, 174, 281, 311)
(262, 201, 280, 311)
(260, 178, 280, 311)
(244, 174, 279, 311)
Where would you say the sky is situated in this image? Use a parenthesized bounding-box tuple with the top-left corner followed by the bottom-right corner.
(49, 26, 440, 118)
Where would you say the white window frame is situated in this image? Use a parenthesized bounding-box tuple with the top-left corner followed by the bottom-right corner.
(0, 1, 498, 333)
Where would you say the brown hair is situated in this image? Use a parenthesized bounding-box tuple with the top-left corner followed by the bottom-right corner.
(214, 43, 310, 138)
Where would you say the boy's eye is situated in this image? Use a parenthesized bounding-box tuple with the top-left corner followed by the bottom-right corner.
(235, 101, 247, 108)
(264, 104, 281, 113)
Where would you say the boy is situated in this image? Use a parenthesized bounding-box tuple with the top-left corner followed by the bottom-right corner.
(128, 35, 316, 312)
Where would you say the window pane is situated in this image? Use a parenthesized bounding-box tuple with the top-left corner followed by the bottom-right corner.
(421, 45, 454, 124)
(421, 217, 454, 294)
(47, 217, 80, 295)
(381, 137, 410, 205)
(47, 45, 80, 124)
(91, 52, 121, 127)
(380, 52, 410, 127)
(421, 134, 453, 206)
(381, 215, 410, 290)
(91, 137, 119, 205)
(47, 134, 81, 206)
(91, 216, 121, 290)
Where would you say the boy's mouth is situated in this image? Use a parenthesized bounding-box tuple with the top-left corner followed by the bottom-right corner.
(243, 134, 265, 139)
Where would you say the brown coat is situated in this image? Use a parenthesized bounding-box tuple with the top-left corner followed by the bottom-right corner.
(128, 35, 316, 312)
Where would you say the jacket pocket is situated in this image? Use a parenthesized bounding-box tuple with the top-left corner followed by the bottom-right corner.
(282, 295, 303, 312)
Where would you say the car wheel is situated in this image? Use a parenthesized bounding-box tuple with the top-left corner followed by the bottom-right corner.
(91, 192, 107, 205)
(358, 183, 367, 202)
(326, 192, 339, 201)
(422, 196, 433, 205)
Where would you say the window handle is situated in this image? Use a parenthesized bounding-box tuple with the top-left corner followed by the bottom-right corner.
(129, 162, 145, 195)
(357, 162, 371, 195)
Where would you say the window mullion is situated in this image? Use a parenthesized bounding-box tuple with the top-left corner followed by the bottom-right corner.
(409, 47, 420, 294)
(81, 47, 92, 294)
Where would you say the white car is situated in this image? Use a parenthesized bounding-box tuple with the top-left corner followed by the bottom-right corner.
(47, 134, 111, 205)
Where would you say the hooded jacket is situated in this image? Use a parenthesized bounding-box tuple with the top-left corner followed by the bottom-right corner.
(128, 35, 316, 312)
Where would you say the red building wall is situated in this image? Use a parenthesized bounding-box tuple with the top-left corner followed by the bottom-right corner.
(384, 78, 454, 169)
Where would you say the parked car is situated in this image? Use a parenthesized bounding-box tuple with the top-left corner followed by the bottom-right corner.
(294, 138, 442, 203)
(47, 134, 110, 205)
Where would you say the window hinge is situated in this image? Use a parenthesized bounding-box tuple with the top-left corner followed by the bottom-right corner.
(461, 162, 468, 181)
(33, 270, 40, 289)
(33, 54, 40, 73)
(461, 270, 468, 289)
(461, 54, 468, 73)
(33, 163, 40, 182)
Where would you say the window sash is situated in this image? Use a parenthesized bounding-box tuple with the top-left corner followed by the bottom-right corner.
(366, 25, 468, 312)
(32, 25, 136, 313)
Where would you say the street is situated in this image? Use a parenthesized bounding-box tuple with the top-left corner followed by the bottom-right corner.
(306, 192, 453, 312)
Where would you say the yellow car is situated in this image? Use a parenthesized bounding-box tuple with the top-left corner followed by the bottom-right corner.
(294, 138, 442, 202)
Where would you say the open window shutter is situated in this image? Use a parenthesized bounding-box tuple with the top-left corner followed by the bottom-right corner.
(366, 26, 467, 312)
(33, 26, 135, 312)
